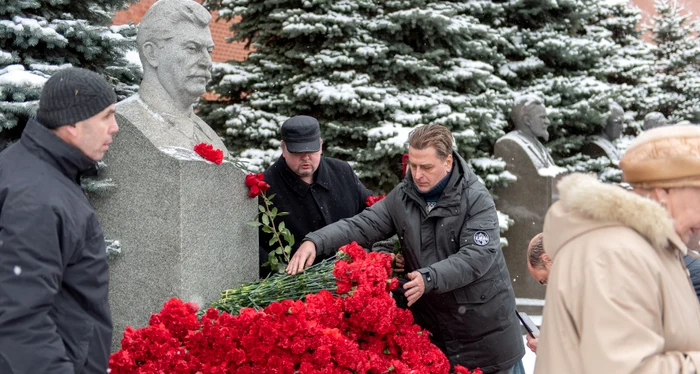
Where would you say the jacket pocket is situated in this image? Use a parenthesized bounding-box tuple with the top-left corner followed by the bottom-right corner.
(464, 217, 499, 230)
(449, 279, 510, 341)
(454, 278, 498, 304)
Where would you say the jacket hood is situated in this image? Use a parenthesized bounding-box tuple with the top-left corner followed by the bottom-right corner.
(544, 173, 686, 260)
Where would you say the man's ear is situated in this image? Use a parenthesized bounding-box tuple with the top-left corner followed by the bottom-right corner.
(445, 153, 453, 170)
(522, 114, 532, 129)
(142, 42, 159, 68)
(542, 253, 552, 265)
(52, 124, 79, 144)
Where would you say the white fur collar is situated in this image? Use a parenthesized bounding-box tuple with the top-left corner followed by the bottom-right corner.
(557, 173, 683, 251)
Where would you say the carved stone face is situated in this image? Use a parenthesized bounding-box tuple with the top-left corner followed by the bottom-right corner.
(524, 104, 550, 141)
(605, 107, 624, 141)
(155, 22, 214, 107)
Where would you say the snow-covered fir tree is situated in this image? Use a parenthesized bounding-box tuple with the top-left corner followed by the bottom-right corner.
(644, 0, 700, 123)
(200, 0, 516, 193)
(483, 0, 654, 181)
(0, 0, 141, 150)
(595, 1, 655, 127)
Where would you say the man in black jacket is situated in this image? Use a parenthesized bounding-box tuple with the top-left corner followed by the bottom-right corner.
(259, 115, 373, 277)
(288, 124, 525, 373)
(0, 68, 118, 374)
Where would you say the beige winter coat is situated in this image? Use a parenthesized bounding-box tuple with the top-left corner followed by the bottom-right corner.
(535, 173, 700, 374)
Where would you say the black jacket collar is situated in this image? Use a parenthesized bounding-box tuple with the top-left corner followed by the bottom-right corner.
(20, 119, 98, 184)
(277, 156, 331, 196)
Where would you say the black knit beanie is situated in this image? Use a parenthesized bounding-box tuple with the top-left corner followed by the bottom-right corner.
(37, 68, 117, 129)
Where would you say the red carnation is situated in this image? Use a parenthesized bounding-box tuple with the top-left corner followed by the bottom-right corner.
(455, 365, 483, 374)
(109, 239, 483, 374)
(194, 143, 224, 165)
(245, 173, 270, 198)
(365, 194, 386, 207)
(401, 153, 409, 177)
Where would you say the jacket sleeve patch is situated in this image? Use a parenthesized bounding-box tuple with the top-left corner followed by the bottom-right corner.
(473, 231, 490, 246)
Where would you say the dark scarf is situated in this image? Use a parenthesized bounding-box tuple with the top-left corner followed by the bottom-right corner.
(416, 165, 453, 210)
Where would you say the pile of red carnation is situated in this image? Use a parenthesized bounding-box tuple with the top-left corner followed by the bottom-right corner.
(108, 242, 481, 374)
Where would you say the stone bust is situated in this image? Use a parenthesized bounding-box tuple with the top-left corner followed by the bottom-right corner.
(497, 95, 556, 170)
(643, 112, 668, 131)
(582, 102, 623, 162)
(115, 0, 228, 155)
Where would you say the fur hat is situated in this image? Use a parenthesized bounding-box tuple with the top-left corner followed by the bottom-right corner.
(620, 124, 700, 188)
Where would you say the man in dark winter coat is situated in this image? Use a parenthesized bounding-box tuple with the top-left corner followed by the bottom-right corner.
(0, 68, 118, 374)
(259, 115, 373, 277)
(288, 124, 525, 373)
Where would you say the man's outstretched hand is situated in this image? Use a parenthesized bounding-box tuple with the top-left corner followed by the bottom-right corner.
(286, 241, 316, 275)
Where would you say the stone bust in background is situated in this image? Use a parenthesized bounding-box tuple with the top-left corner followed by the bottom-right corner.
(643, 112, 668, 131)
(493, 95, 564, 307)
(115, 0, 228, 155)
(602, 102, 624, 142)
(497, 95, 556, 170)
(582, 102, 623, 162)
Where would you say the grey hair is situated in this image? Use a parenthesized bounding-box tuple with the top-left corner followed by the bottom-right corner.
(511, 95, 544, 129)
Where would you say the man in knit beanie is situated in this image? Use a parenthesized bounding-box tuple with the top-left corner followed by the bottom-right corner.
(0, 67, 116, 374)
(37, 67, 118, 161)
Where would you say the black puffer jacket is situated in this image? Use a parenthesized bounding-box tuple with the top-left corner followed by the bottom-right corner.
(0, 120, 111, 374)
(306, 152, 524, 373)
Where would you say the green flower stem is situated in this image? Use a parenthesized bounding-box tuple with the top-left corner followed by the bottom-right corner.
(213, 256, 341, 314)
(260, 193, 290, 265)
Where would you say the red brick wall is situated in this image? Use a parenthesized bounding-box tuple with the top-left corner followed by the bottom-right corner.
(114, 1, 697, 61)
(631, 0, 700, 41)
(112, 0, 250, 63)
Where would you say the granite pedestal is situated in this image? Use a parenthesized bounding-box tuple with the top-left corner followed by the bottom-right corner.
(91, 116, 258, 352)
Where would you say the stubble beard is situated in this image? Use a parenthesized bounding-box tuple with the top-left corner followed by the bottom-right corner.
(296, 166, 315, 178)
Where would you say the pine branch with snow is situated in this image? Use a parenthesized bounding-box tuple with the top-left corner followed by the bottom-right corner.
(0, 0, 142, 150)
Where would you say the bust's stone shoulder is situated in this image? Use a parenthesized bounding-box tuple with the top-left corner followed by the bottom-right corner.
(583, 136, 621, 162)
(115, 95, 161, 127)
(191, 114, 223, 148)
(497, 131, 528, 145)
(495, 131, 532, 160)
(115, 95, 168, 145)
(114, 95, 229, 156)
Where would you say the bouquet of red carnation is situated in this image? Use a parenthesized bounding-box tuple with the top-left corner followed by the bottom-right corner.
(109, 242, 482, 374)
(194, 143, 224, 165)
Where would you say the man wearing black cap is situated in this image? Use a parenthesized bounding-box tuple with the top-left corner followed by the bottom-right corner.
(0, 67, 117, 374)
(259, 115, 373, 277)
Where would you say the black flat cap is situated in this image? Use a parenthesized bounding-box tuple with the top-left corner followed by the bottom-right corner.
(281, 115, 321, 153)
